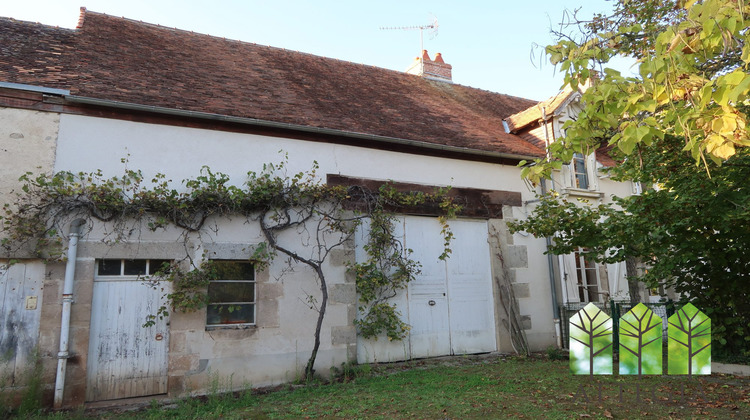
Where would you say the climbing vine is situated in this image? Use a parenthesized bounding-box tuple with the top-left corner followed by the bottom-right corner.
(0, 156, 459, 380)
(350, 184, 459, 341)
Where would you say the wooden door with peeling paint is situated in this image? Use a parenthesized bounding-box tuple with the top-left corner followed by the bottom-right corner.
(86, 267, 169, 402)
(0, 261, 44, 385)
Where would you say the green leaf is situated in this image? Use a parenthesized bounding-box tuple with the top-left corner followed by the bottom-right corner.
(641, 99, 657, 113)
(619, 303, 663, 375)
(722, 69, 745, 87)
(635, 125, 650, 142)
(714, 85, 730, 107)
(569, 303, 613, 375)
(668, 303, 711, 375)
(618, 136, 637, 155)
(727, 75, 750, 103)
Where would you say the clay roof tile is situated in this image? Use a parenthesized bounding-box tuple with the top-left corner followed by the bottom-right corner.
(0, 10, 545, 158)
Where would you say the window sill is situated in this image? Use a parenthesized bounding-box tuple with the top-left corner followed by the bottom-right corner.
(205, 324, 257, 331)
(562, 188, 603, 199)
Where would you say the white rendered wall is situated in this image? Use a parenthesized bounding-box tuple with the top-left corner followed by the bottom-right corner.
(0, 108, 59, 246)
(55, 115, 532, 195)
(53, 114, 557, 358)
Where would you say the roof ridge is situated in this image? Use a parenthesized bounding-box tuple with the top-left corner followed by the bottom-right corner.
(0, 15, 76, 32)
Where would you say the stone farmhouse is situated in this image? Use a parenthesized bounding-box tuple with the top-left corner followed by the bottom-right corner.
(0, 8, 642, 407)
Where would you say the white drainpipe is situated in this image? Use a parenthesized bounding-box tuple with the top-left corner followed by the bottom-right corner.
(53, 219, 85, 408)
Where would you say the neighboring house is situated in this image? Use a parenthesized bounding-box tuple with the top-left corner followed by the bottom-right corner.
(505, 86, 673, 313)
(0, 8, 613, 408)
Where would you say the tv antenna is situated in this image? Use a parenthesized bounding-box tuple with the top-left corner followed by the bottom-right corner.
(380, 15, 438, 53)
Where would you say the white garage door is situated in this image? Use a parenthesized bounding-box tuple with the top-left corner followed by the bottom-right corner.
(356, 216, 497, 362)
(405, 217, 496, 358)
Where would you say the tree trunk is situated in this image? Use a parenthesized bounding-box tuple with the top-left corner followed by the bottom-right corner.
(259, 218, 329, 383)
(304, 265, 328, 381)
(625, 256, 641, 305)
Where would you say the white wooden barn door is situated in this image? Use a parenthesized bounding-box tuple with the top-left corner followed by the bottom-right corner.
(405, 217, 452, 357)
(0, 262, 44, 384)
(444, 219, 497, 354)
(86, 278, 169, 401)
(405, 217, 496, 358)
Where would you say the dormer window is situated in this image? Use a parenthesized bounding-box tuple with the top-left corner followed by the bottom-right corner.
(572, 153, 589, 189)
(560, 152, 602, 198)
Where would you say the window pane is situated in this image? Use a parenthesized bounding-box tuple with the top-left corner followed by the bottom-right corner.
(212, 261, 254, 280)
(583, 257, 596, 270)
(208, 281, 255, 303)
(585, 269, 599, 302)
(576, 174, 589, 189)
(98, 259, 122, 276)
(149, 260, 171, 274)
(206, 304, 254, 325)
(588, 286, 600, 302)
(124, 259, 147, 275)
(573, 153, 589, 189)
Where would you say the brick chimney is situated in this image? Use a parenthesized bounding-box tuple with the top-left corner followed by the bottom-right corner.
(406, 50, 452, 83)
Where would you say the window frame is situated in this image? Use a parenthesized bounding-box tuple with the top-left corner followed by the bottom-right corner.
(206, 260, 256, 327)
(95, 258, 171, 280)
(573, 248, 601, 303)
(572, 152, 589, 190)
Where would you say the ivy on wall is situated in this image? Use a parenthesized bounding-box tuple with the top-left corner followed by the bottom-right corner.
(1, 156, 459, 380)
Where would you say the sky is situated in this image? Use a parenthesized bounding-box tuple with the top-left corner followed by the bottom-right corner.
(0, 0, 627, 101)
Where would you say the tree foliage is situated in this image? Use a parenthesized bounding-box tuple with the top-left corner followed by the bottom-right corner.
(513, 135, 750, 359)
(514, 0, 750, 360)
(523, 0, 750, 183)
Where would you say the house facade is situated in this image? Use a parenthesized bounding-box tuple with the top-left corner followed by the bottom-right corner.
(505, 87, 672, 312)
(1, 8, 638, 408)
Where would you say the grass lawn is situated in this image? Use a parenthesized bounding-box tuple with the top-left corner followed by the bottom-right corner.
(22, 354, 750, 419)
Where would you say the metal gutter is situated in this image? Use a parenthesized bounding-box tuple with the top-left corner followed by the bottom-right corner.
(61, 95, 541, 162)
(0, 81, 70, 96)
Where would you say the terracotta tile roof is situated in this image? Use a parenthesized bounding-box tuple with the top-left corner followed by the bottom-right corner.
(0, 9, 544, 158)
(0, 18, 77, 86)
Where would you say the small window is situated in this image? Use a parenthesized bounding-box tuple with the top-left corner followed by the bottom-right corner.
(572, 153, 589, 189)
(574, 249, 600, 303)
(206, 261, 255, 326)
(97, 259, 171, 277)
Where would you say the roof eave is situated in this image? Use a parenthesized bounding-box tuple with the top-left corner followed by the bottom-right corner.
(63, 94, 541, 162)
